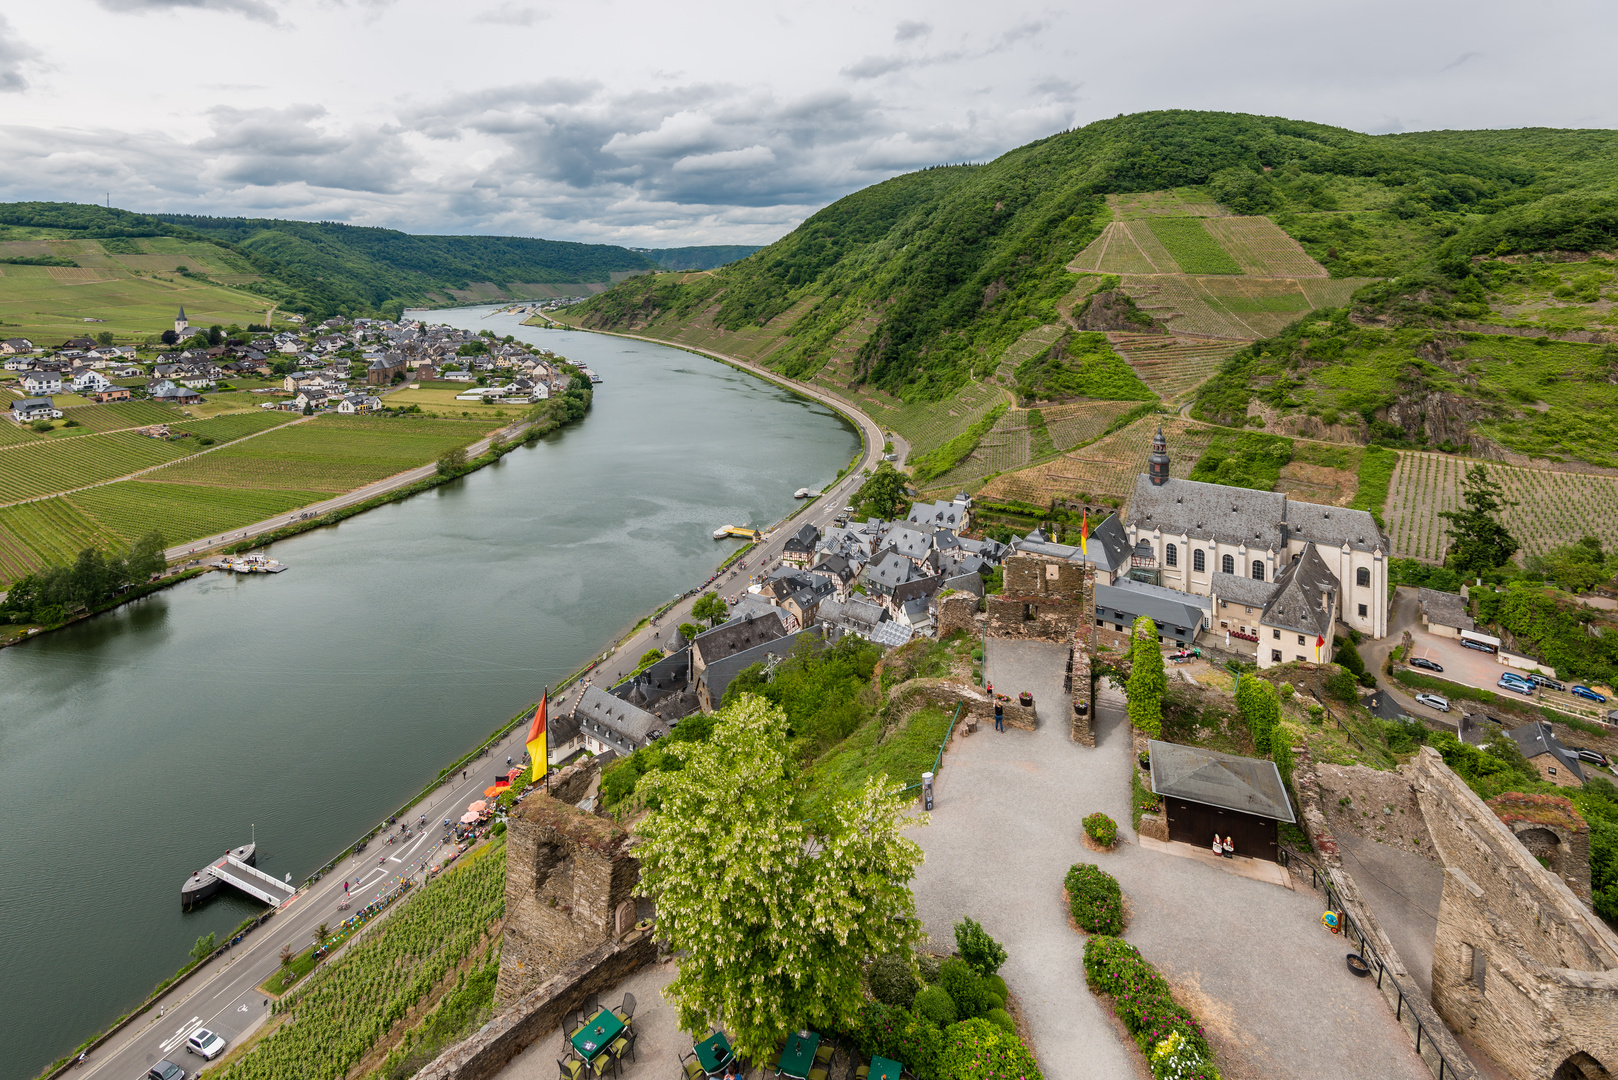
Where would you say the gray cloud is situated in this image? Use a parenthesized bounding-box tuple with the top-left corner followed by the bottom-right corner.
(894, 19, 930, 42)
(471, 3, 547, 26)
(0, 14, 39, 92)
(93, 0, 283, 24)
(193, 105, 416, 193)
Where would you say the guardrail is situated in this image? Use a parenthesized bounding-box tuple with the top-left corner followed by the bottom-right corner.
(1279, 848, 1463, 1080)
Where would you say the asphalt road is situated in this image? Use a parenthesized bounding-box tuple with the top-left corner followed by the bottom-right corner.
(74, 737, 537, 1080)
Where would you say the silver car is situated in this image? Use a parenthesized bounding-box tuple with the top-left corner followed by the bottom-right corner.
(186, 1028, 227, 1061)
(1414, 693, 1450, 712)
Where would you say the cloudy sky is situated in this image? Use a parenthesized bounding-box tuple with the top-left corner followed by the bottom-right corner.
(1, 0, 1614, 246)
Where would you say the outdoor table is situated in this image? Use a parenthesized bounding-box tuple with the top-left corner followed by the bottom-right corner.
(695, 1031, 733, 1075)
(778, 1031, 821, 1079)
(571, 1008, 625, 1062)
(870, 1056, 902, 1080)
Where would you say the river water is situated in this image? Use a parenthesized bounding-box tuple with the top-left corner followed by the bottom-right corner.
(0, 308, 858, 1079)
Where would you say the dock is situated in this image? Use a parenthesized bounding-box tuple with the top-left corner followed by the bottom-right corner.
(181, 843, 297, 909)
(711, 525, 763, 541)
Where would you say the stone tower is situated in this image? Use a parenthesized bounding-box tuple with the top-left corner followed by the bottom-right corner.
(1147, 425, 1170, 486)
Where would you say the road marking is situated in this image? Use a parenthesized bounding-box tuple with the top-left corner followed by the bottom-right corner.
(392, 827, 434, 863)
(160, 1017, 200, 1053)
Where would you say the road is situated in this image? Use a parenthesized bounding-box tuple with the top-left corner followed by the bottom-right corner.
(73, 738, 539, 1080)
(564, 330, 892, 693)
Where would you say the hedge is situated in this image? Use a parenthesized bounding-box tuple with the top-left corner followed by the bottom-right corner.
(1065, 863, 1125, 935)
(1083, 936, 1219, 1078)
(937, 1017, 1044, 1080)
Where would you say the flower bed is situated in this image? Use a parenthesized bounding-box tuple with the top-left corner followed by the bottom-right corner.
(1064, 863, 1125, 935)
(1083, 936, 1220, 1079)
(1083, 811, 1118, 849)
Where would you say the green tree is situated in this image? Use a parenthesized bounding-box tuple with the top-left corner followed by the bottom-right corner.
(636, 695, 924, 1064)
(190, 932, 217, 963)
(436, 446, 468, 476)
(678, 621, 703, 643)
(1126, 616, 1165, 737)
(1235, 675, 1281, 755)
(692, 591, 729, 627)
(1525, 536, 1617, 593)
(95, 330, 114, 345)
(313, 922, 331, 951)
(1439, 465, 1518, 575)
(853, 462, 911, 521)
(954, 917, 1006, 977)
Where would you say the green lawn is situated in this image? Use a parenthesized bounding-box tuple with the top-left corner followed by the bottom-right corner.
(801, 704, 957, 813)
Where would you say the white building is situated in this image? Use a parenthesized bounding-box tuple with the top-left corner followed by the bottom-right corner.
(22, 371, 62, 395)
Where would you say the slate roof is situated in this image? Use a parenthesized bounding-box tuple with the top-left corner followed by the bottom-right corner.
(691, 611, 788, 665)
(816, 596, 885, 634)
(940, 571, 985, 598)
(891, 573, 946, 609)
(906, 499, 967, 531)
(1259, 543, 1338, 637)
(1508, 722, 1586, 783)
(1130, 473, 1390, 554)
(783, 522, 820, 553)
(1009, 513, 1130, 574)
(1418, 588, 1474, 632)
(572, 685, 663, 754)
(885, 526, 935, 561)
(1094, 579, 1211, 635)
(1211, 572, 1279, 611)
(701, 627, 825, 704)
(1148, 739, 1296, 822)
(871, 620, 915, 647)
(725, 594, 782, 624)
(862, 549, 923, 591)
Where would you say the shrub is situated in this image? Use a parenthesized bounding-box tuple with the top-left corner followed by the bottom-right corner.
(984, 992, 1004, 1011)
(954, 917, 1007, 976)
(917, 953, 944, 984)
(849, 1000, 943, 1080)
(938, 958, 991, 1019)
(1066, 863, 1124, 935)
(868, 953, 921, 1009)
(984, 973, 1008, 1000)
(938, 1018, 1044, 1080)
(1084, 936, 1214, 1069)
(1083, 812, 1118, 847)
(914, 984, 958, 1027)
(984, 1008, 1016, 1034)
(1150, 1030, 1221, 1080)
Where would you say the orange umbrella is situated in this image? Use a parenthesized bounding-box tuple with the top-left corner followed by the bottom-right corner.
(483, 785, 502, 797)
(467, 800, 487, 813)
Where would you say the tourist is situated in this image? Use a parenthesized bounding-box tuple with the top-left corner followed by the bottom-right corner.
(994, 703, 1004, 732)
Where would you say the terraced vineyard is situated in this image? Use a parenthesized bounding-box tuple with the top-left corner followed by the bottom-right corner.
(1106, 334, 1243, 402)
(991, 324, 1065, 385)
(926, 407, 1032, 491)
(978, 414, 1214, 507)
(1069, 221, 1181, 275)
(69, 481, 325, 546)
(147, 416, 495, 492)
(1202, 217, 1328, 278)
(1125, 276, 1255, 338)
(1384, 452, 1618, 562)
(1041, 401, 1139, 451)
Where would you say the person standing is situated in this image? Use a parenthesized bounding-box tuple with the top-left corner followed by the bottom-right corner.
(994, 703, 1004, 732)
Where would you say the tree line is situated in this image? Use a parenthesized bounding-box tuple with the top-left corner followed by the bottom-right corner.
(1, 532, 167, 626)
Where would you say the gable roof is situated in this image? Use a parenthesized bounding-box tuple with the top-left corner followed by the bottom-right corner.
(1148, 739, 1295, 822)
(1259, 543, 1338, 637)
(906, 499, 966, 531)
(1210, 571, 1279, 611)
(691, 610, 788, 664)
(1095, 579, 1211, 634)
(701, 626, 825, 704)
(1130, 473, 1389, 555)
(572, 685, 663, 753)
(1508, 722, 1586, 783)
(1418, 588, 1474, 632)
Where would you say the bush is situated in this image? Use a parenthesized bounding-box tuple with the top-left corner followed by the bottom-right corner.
(1083, 812, 1118, 847)
(954, 917, 1007, 976)
(1065, 863, 1125, 935)
(1150, 1030, 1222, 1080)
(849, 1000, 943, 1080)
(1084, 936, 1214, 1069)
(984, 973, 1008, 1000)
(914, 984, 958, 1027)
(938, 1018, 1044, 1080)
(938, 957, 991, 1020)
(868, 953, 921, 1009)
(984, 1008, 1015, 1034)
(916, 952, 944, 984)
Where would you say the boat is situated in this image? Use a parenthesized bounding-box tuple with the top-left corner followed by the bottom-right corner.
(794, 488, 811, 499)
(227, 553, 287, 574)
(712, 525, 762, 541)
(181, 843, 255, 908)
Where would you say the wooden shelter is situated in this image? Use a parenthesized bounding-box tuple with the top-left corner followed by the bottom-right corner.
(1147, 739, 1295, 862)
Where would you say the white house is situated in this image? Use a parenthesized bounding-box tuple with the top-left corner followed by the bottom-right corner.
(71, 369, 112, 393)
(22, 371, 62, 395)
(2, 338, 36, 355)
(335, 394, 382, 414)
(11, 397, 62, 422)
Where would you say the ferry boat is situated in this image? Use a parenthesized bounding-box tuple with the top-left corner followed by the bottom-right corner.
(794, 488, 812, 499)
(227, 554, 287, 574)
(181, 843, 255, 908)
(712, 525, 762, 541)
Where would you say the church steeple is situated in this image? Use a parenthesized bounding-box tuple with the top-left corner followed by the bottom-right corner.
(1148, 424, 1170, 486)
(174, 307, 189, 337)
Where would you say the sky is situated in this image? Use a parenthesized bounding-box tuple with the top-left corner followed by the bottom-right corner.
(1, 0, 1616, 247)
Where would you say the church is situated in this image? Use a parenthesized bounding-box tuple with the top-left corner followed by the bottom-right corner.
(1123, 427, 1391, 668)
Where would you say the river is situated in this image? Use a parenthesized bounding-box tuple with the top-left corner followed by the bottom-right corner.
(0, 308, 859, 1080)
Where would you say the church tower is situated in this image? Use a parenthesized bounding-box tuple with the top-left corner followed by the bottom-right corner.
(1148, 425, 1170, 486)
(174, 307, 188, 337)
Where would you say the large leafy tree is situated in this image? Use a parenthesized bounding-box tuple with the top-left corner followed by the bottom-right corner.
(692, 591, 729, 627)
(1126, 616, 1165, 737)
(852, 462, 911, 521)
(1440, 464, 1518, 575)
(636, 695, 925, 1063)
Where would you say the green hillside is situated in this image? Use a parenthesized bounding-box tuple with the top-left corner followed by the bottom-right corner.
(571, 112, 1618, 409)
(636, 245, 763, 271)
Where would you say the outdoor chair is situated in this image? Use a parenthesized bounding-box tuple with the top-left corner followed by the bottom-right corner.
(680, 1050, 706, 1080)
(814, 1042, 835, 1066)
(587, 1050, 618, 1080)
(583, 992, 602, 1016)
(559, 1058, 585, 1080)
(854, 1066, 870, 1080)
(614, 992, 637, 1025)
(609, 1027, 638, 1065)
(808, 1069, 829, 1080)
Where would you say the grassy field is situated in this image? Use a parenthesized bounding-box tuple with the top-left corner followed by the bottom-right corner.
(978, 413, 1213, 507)
(801, 704, 956, 815)
(0, 235, 273, 342)
(147, 415, 497, 492)
(69, 481, 326, 546)
(385, 383, 532, 421)
(1145, 218, 1245, 275)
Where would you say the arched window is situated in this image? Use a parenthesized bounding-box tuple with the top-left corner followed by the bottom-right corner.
(1165, 543, 1178, 567)
(1252, 560, 1265, 581)
(1193, 548, 1206, 573)
(1222, 554, 1234, 575)
(1356, 567, 1371, 587)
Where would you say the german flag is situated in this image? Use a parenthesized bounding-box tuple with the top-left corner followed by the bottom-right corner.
(1079, 513, 1089, 559)
(525, 691, 548, 779)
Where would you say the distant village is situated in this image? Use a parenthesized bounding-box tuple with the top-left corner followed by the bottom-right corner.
(3, 308, 588, 425)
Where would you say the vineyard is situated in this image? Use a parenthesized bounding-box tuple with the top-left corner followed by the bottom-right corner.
(0, 499, 125, 582)
(1384, 452, 1618, 563)
(69, 481, 325, 545)
(171, 411, 300, 443)
(1105, 333, 1242, 402)
(0, 430, 195, 503)
(146, 416, 495, 493)
(1201, 217, 1327, 278)
(1105, 190, 1227, 219)
(215, 841, 507, 1080)
(53, 400, 183, 434)
(1068, 222, 1170, 275)
(977, 414, 1215, 507)
(1145, 218, 1244, 275)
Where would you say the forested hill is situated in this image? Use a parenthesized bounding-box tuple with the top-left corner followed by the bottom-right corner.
(635, 245, 763, 271)
(570, 111, 1618, 402)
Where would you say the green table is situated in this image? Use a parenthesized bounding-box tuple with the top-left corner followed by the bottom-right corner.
(571, 1009, 624, 1062)
(870, 1056, 902, 1080)
(695, 1032, 733, 1074)
(778, 1032, 821, 1079)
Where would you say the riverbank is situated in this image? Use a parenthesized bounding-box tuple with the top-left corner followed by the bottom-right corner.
(0, 565, 212, 649)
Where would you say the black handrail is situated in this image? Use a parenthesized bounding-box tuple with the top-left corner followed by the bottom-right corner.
(1281, 848, 1458, 1080)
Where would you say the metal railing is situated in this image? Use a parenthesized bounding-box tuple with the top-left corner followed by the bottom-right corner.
(1279, 848, 1461, 1080)
(900, 703, 964, 794)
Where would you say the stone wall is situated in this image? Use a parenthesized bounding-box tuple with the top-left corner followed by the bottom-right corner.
(496, 788, 641, 1006)
(935, 591, 979, 640)
(888, 677, 1036, 732)
(415, 934, 656, 1080)
(1413, 747, 1618, 1080)
(1485, 792, 1592, 903)
(985, 555, 1092, 642)
(1069, 637, 1095, 747)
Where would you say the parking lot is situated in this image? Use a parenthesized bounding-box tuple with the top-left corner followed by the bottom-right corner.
(1404, 626, 1610, 716)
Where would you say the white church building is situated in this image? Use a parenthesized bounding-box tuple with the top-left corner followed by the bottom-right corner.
(1124, 427, 1391, 668)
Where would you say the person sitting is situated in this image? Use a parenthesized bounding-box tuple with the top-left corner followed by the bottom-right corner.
(1222, 835, 1234, 858)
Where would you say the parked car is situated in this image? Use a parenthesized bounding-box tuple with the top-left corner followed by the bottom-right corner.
(1572, 685, 1608, 703)
(147, 1062, 186, 1080)
(1461, 638, 1497, 653)
(1414, 693, 1451, 712)
(1497, 677, 1535, 696)
(1409, 657, 1444, 672)
(1498, 672, 1535, 689)
(1569, 747, 1611, 766)
(186, 1028, 227, 1060)
(1527, 673, 1566, 691)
